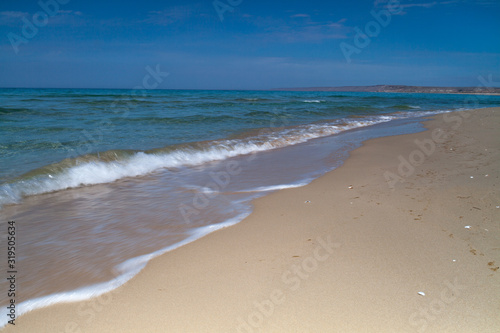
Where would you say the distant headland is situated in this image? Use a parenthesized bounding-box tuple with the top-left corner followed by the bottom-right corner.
(272, 85, 500, 95)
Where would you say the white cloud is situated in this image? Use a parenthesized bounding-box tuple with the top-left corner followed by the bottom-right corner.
(245, 15, 349, 43)
(0, 11, 28, 25)
(375, 0, 500, 12)
(143, 5, 194, 26)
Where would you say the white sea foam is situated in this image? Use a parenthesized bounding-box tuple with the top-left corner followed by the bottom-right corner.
(0, 111, 449, 209)
(182, 185, 220, 195)
(236, 181, 312, 193)
(303, 100, 325, 103)
(0, 213, 249, 328)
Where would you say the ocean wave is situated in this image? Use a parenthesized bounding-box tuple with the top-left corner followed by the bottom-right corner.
(336, 106, 376, 113)
(0, 106, 34, 115)
(328, 95, 350, 98)
(0, 111, 448, 208)
(233, 98, 271, 102)
(244, 110, 277, 117)
(117, 114, 240, 124)
(303, 100, 325, 103)
(72, 98, 158, 106)
(390, 104, 422, 110)
(35, 93, 140, 99)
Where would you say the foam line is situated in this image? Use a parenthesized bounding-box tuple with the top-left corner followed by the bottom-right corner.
(0, 213, 249, 328)
(0, 110, 451, 209)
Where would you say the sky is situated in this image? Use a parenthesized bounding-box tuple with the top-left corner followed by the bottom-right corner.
(0, 0, 499, 89)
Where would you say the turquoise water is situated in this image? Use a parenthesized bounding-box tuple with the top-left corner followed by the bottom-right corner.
(2, 88, 499, 204)
(0, 88, 499, 325)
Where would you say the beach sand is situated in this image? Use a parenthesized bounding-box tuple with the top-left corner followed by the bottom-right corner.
(5, 107, 499, 332)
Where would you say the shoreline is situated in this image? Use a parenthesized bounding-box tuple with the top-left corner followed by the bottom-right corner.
(0, 108, 439, 322)
(4, 107, 499, 332)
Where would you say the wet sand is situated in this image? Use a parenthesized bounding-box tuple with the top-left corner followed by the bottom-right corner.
(4, 107, 499, 332)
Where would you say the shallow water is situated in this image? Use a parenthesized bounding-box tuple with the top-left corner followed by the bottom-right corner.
(1, 88, 499, 325)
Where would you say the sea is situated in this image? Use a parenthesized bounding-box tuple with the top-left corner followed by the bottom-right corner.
(1, 88, 499, 325)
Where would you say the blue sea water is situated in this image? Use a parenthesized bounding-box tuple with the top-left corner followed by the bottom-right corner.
(0, 88, 499, 325)
(2, 88, 499, 185)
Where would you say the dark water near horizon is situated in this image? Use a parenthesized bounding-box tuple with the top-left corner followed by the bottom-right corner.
(0, 88, 499, 326)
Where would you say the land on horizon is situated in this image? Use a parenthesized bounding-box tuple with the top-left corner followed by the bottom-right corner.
(272, 84, 500, 95)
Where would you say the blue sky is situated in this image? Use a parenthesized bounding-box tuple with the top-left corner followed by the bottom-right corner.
(0, 0, 499, 89)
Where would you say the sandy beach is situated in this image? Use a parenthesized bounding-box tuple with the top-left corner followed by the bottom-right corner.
(5, 107, 499, 333)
